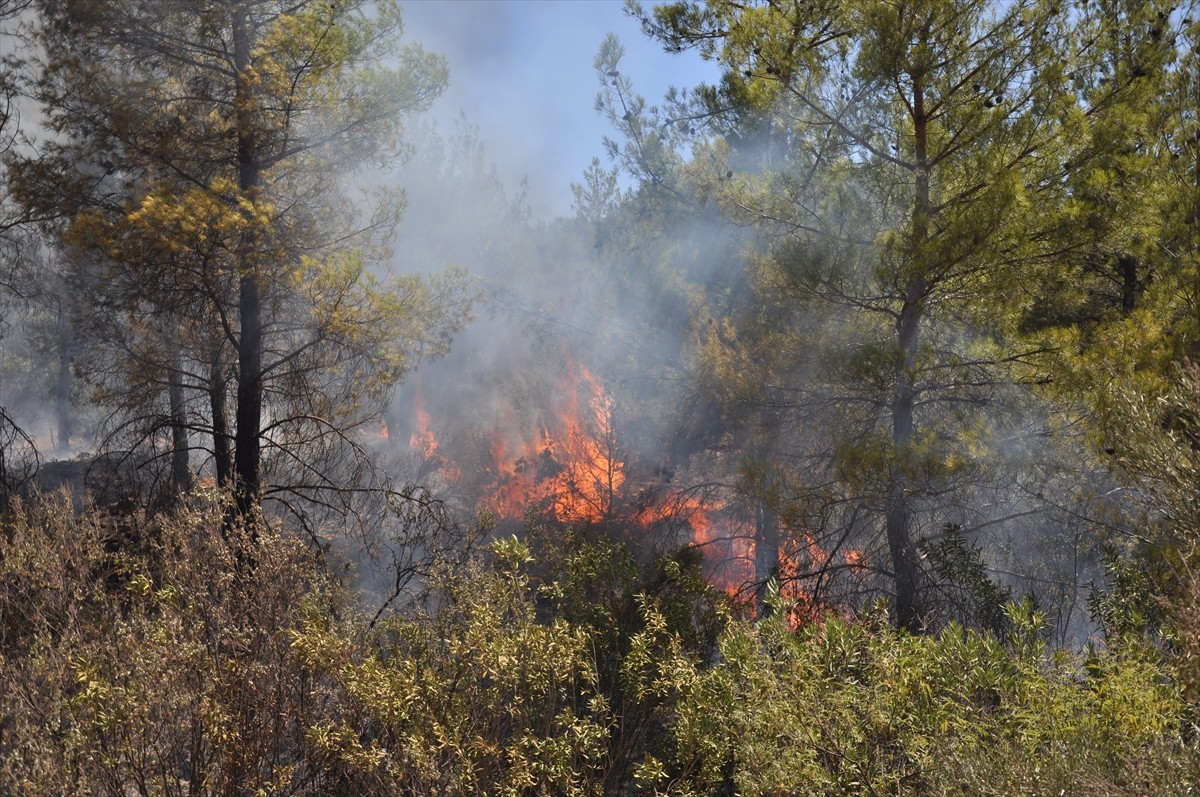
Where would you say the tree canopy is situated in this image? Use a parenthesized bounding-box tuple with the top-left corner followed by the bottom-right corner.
(6, 0, 473, 536)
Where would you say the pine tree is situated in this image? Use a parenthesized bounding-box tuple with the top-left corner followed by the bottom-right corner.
(633, 0, 1086, 629)
(9, 0, 472, 533)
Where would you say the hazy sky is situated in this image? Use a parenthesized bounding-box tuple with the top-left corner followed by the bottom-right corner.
(400, 0, 720, 219)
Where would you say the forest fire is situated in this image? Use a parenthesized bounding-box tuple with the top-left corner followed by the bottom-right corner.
(478, 360, 624, 523)
(404, 358, 863, 615)
(408, 392, 437, 458)
(405, 385, 462, 485)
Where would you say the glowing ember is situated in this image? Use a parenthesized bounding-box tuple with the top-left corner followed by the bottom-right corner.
(844, 548, 865, 571)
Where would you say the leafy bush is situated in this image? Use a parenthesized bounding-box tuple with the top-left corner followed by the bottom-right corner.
(292, 535, 613, 796)
(626, 597, 1196, 797)
(0, 499, 618, 796)
(2, 494, 1195, 795)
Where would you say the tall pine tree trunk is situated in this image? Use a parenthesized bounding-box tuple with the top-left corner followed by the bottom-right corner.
(232, 6, 263, 531)
(754, 501, 780, 618)
(887, 289, 923, 631)
(224, 21, 265, 797)
(54, 306, 71, 454)
(885, 71, 931, 632)
(211, 350, 232, 491)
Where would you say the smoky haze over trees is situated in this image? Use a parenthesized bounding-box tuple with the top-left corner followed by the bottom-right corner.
(4, 0, 1200, 793)
(6, 0, 473, 537)
(628, 0, 1101, 631)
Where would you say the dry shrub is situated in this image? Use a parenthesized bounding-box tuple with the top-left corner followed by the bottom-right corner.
(0, 495, 612, 796)
(0, 493, 329, 795)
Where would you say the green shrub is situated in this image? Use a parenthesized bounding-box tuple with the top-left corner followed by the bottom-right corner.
(2, 495, 1195, 796)
(292, 535, 614, 796)
(626, 597, 1196, 796)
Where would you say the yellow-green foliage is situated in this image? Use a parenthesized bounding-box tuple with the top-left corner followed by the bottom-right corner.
(1, 495, 1195, 796)
(0, 504, 610, 796)
(291, 536, 613, 796)
(0, 495, 321, 795)
(627, 599, 1195, 797)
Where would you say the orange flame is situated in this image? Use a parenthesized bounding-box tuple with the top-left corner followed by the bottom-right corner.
(481, 360, 624, 523)
(844, 548, 865, 571)
(778, 534, 826, 627)
(409, 392, 436, 456)
(408, 385, 461, 483)
(407, 357, 862, 625)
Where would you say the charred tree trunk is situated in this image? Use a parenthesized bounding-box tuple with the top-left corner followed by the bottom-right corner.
(224, 13, 263, 795)
(168, 352, 191, 498)
(887, 277, 925, 631)
(211, 351, 232, 491)
(53, 304, 72, 454)
(231, 7, 263, 534)
(233, 275, 262, 523)
(382, 403, 402, 455)
(1118, 254, 1140, 314)
(754, 501, 780, 619)
(394, 380, 418, 454)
